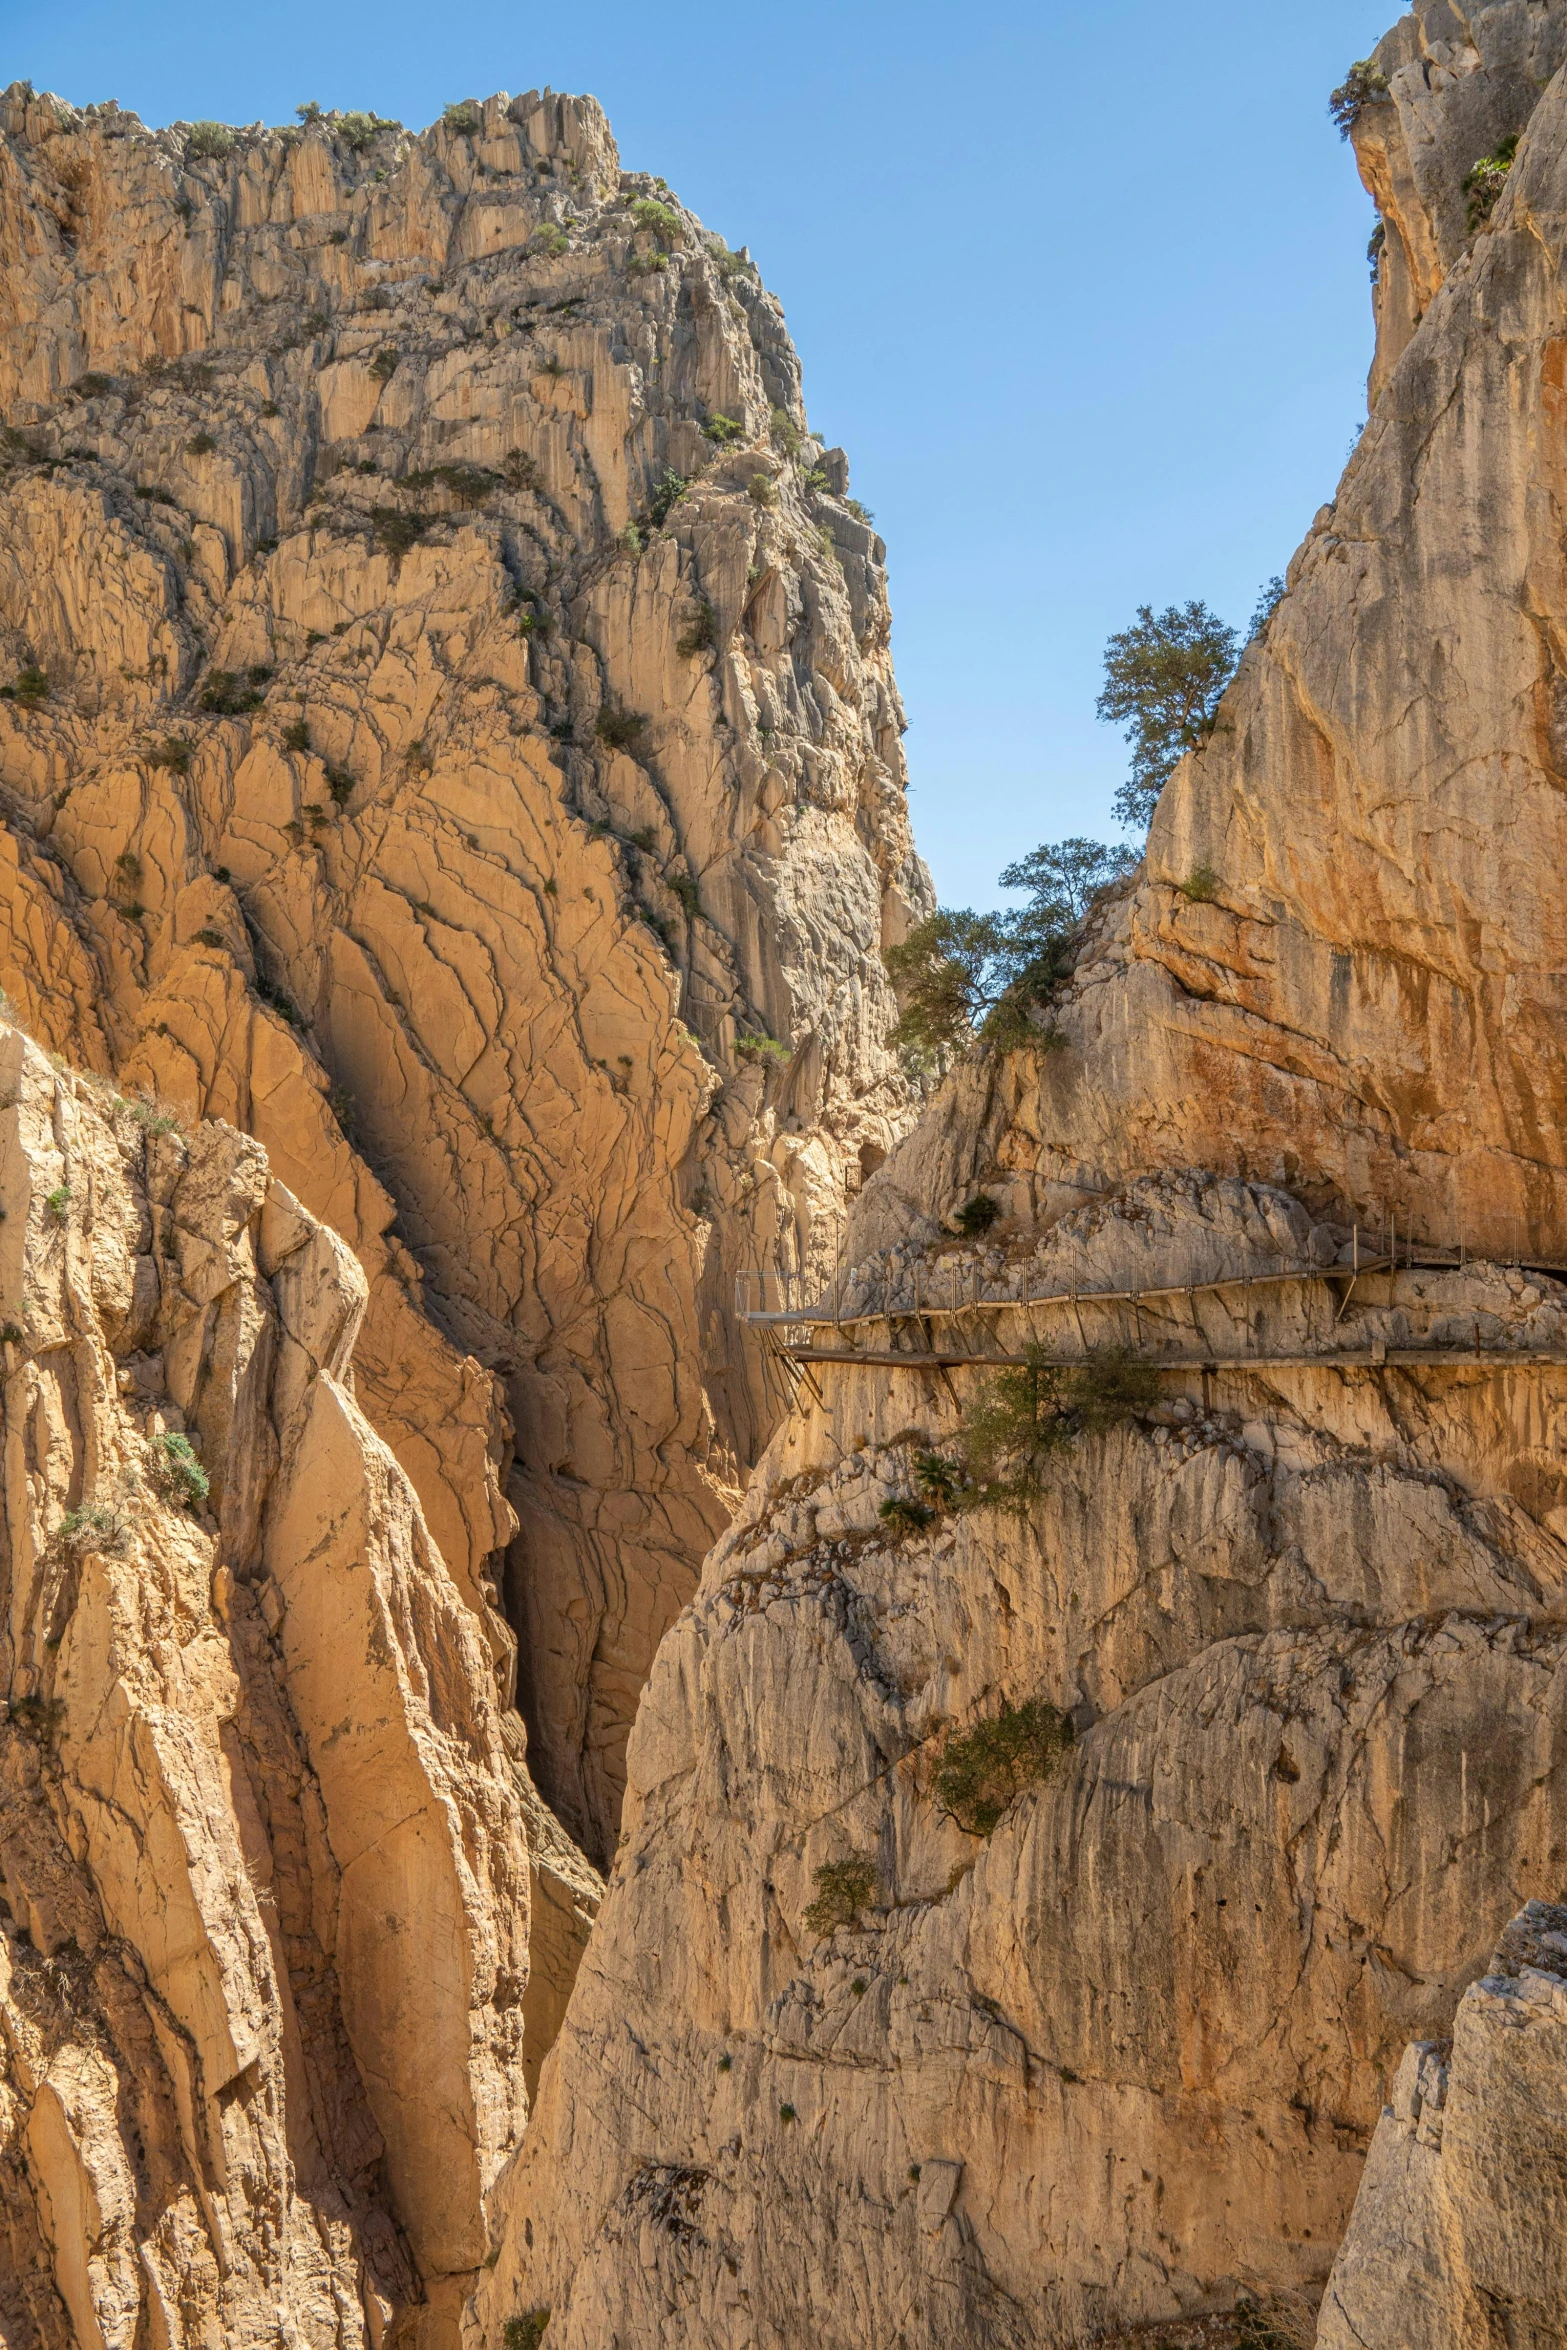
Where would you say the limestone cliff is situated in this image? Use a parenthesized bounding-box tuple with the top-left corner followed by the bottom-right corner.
(0, 1015, 533, 2344)
(0, 83, 928, 1865)
(472, 11, 1567, 2345)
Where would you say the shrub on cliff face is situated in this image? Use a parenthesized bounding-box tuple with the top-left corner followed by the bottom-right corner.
(934, 1699, 1073, 1836)
(441, 101, 481, 136)
(184, 121, 235, 161)
(151, 1430, 209, 1509)
(1465, 134, 1520, 228)
(1329, 60, 1391, 138)
(804, 1855, 879, 1936)
(501, 2316, 550, 2350)
(956, 1342, 1159, 1510)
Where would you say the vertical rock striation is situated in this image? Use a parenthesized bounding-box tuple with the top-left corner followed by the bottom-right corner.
(0, 1014, 532, 2344)
(0, 83, 928, 1862)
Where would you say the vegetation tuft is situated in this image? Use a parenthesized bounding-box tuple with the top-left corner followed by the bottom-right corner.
(677, 599, 718, 657)
(501, 2317, 550, 2350)
(648, 469, 689, 525)
(734, 1032, 790, 1067)
(150, 1430, 209, 1508)
(954, 1193, 1001, 1237)
(1465, 134, 1520, 228)
(879, 1495, 934, 1534)
(184, 121, 235, 161)
(804, 1855, 879, 1937)
(441, 102, 481, 136)
(58, 1502, 127, 1556)
(933, 1698, 1074, 1836)
(595, 706, 647, 753)
(199, 668, 270, 715)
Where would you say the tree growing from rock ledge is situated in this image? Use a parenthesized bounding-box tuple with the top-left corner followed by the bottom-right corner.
(1098, 600, 1239, 830)
(883, 837, 1135, 1069)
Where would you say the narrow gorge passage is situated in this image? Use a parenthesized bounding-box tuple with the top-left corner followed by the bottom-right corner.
(6, 4, 1567, 2347)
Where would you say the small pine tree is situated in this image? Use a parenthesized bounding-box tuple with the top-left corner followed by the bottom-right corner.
(1097, 602, 1239, 831)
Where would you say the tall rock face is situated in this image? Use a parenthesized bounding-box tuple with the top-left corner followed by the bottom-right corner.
(0, 1016, 532, 2345)
(0, 84, 928, 1861)
(473, 17, 1567, 2348)
(1317, 1899, 1567, 2349)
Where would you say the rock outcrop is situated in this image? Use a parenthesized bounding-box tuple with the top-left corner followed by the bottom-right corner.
(1317, 1899, 1567, 2349)
(0, 82, 928, 1862)
(471, 13, 1567, 2345)
(0, 1014, 534, 2344)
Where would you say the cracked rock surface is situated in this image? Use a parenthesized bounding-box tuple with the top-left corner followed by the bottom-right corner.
(0, 1013, 545, 2345)
(0, 82, 928, 1864)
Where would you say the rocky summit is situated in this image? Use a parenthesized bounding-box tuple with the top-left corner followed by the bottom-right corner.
(3, 7, 1567, 2347)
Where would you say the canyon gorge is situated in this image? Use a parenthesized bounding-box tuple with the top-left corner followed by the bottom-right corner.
(4, 2, 1567, 2344)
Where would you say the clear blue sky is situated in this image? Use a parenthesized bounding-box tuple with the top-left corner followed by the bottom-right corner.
(4, 0, 1394, 906)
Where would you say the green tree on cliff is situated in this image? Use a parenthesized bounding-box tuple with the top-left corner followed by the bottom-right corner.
(884, 838, 1136, 1069)
(1097, 601, 1239, 830)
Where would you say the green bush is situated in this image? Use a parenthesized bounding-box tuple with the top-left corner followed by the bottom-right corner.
(629, 195, 680, 242)
(770, 407, 802, 457)
(734, 1032, 790, 1066)
(282, 719, 310, 753)
(953, 1344, 1157, 1513)
(879, 1495, 933, 1534)
(804, 1855, 878, 1936)
(368, 347, 399, 382)
(1, 666, 49, 704)
(1063, 1343, 1161, 1432)
(1329, 60, 1391, 139)
(403, 461, 495, 507)
(627, 250, 668, 278)
(703, 412, 745, 446)
(503, 448, 540, 492)
(667, 873, 701, 919)
(185, 121, 235, 161)
(913, 1449, 964, 1507)
(369, 508, 428, 562)
(955, 1193, 1001, 1237)
(1179, 863, 1219, 903)
(442, 102, 481, 136)
(199, 670, 266, 715)
(933, 1698, 1073, 1836)
(501, 2316, 550, 2350)
(748, 471, 778, 508)
(1465, 134, 1520, 228)
(939, 1710, 1071, 1832)
(186, 432, 215, 456)
(648, 470, 689, 525)
(338, 110, 395, 152)
(7, 1694, 66, 1745)
(146, 737, 191, 773)
(45, 1186, 70, 1223)
(58, 1502, 126, 1555)
(676, 600, 718, 657)
(151, 1430, 210, 1508)
(595, 706, 647, 752)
